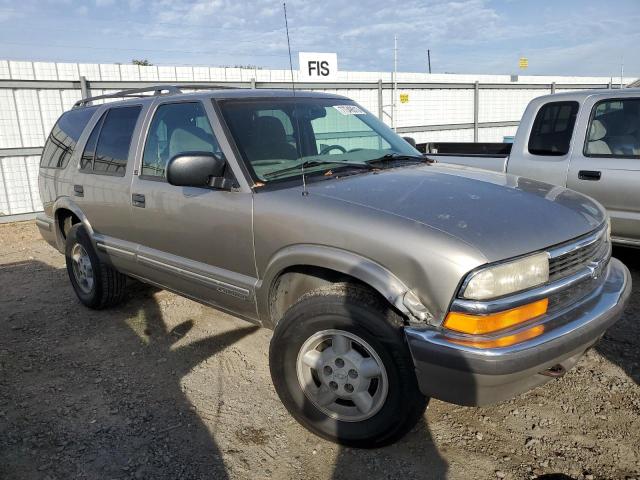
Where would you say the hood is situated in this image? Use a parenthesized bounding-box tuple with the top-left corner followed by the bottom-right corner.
(308, 164, 605, 262)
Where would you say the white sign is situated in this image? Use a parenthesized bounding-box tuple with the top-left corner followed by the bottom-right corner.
(298, 52, 338, 81)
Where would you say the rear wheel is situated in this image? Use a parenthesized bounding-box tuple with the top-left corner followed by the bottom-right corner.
(65, 224, 127, 309)
(269, 284, 427, 447)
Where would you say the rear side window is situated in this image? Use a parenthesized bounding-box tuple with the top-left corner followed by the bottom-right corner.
(80, 106, 141, 176)
(40, 107, 98, 169)
(528, 101, 579, 156)
(80, 113, 104, 171)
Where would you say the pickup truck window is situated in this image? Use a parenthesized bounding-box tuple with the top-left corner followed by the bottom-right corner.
(528, 101, 578, 156)
(80, 106, 141, 176)
(40, 106, 98, 169)
(584, 98, 640, 158)
(311, 105, 391, 153)
(142, 102, 224, 179)
(219, 98, 416, 182)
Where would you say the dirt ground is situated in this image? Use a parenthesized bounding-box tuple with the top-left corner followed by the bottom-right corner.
(0, 221, 638, 480)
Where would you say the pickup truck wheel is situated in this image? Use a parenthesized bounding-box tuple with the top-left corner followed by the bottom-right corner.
(269, 284, 427, 447)
(65, 224, 126, 309)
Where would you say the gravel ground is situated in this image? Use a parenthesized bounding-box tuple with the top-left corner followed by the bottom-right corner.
(1, 221, 639, 480)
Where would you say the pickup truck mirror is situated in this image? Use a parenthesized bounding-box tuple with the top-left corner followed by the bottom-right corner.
(402, 136, 417, 148)
(166, 152, 229, 189)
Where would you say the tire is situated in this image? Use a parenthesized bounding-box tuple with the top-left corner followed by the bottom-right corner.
(269, 283, 428, 448)
(65, 223, 127, 309)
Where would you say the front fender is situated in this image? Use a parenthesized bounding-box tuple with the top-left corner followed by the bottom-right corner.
(255, 244, 433, 326)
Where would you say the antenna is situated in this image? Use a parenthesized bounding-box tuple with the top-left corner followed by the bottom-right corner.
(283, 2, 308, 196)
(283, 2, 296, 95)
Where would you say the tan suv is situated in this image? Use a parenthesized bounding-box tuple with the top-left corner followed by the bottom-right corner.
(36, 85, 630, 447)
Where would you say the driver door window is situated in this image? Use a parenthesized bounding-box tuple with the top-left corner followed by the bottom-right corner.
(584, 98, 640, 157)
(141, 102, 224, 179)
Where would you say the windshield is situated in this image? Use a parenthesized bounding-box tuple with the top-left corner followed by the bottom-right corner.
(219, 97, 420, 182)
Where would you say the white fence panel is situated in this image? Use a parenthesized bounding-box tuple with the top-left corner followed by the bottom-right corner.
(0, 59, 626, 219)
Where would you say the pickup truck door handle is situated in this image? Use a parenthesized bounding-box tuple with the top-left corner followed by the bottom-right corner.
(73, 185, 84, 197)
(132, 193, 146, 208)
(578, 170, 601, 181)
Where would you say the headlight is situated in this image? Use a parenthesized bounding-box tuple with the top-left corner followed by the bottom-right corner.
(461, 252, 549, 300)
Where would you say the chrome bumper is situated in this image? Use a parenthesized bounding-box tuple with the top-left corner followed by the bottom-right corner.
(404, 257, 631, 406)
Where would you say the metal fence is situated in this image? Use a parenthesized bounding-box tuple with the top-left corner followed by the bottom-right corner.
(0, 60, 625, 220)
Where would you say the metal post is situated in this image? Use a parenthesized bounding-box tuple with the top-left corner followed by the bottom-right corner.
(377, 79, 383, 120)
(551, 82, 556, 94)
(427, 49, 431, 74)
(473, 81, 479, 143)
(79, 75, 90, 99)
(393, 34, 397, 131)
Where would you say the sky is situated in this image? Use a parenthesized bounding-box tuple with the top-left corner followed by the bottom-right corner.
(0, 0, 638, 77)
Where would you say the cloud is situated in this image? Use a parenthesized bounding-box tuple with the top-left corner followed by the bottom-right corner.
(0, 0, 637, 76)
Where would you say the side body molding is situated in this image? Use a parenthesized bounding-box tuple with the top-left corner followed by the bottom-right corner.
(255, 244, 432, 327)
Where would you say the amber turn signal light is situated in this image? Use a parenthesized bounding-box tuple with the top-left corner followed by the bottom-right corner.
(448, 325, 546, 349)
(444, 298, 548, 335)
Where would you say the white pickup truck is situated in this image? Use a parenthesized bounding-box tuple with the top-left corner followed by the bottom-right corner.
(423, 88, 640, 247)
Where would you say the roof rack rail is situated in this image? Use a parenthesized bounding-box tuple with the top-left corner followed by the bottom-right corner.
(73, 83, 240, 108)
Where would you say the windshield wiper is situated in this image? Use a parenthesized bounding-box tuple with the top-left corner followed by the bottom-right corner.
(263, 160, 372, 179)
(366, 153, 431, 165)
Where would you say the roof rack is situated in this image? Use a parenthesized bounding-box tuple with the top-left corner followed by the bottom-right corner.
(73, 84, 239, 108)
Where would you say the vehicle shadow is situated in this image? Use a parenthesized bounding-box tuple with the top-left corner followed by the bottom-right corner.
(0, 259, 257, 479)
(329, 416, 448, 479)
(596, 246, 640, 385)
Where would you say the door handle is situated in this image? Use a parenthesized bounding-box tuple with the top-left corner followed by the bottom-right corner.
(73, 185, 84, 197)
(578, 170, 601, 181)
(132, 193, 146, 208)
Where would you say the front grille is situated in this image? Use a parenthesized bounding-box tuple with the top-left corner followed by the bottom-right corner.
(547, 275, 599, 311)
(548, 228, 609, 282)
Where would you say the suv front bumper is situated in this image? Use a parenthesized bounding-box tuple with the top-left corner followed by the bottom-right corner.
(404, 257, 631, 406)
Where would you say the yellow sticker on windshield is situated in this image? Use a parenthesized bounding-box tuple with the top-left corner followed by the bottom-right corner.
(334, 105, 365, 115)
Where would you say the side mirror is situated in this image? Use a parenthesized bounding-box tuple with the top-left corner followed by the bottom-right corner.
(166, 152, 228, 189)
(402, 136, 417, 148)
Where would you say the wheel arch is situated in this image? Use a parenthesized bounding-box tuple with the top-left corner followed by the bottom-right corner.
(257, 245, 431, 329)
(52, 197, 95, 251)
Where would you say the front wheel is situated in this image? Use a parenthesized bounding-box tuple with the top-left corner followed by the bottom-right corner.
(269, 284, 427, 447)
